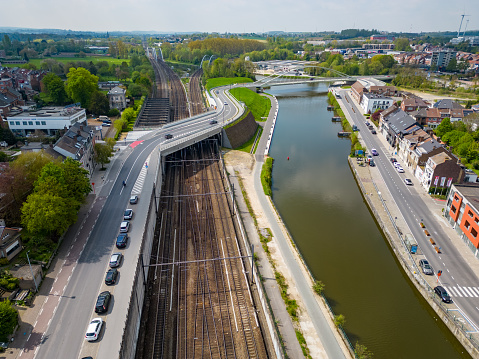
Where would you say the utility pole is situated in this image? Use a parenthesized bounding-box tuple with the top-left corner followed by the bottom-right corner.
(26, 251, 38, 292)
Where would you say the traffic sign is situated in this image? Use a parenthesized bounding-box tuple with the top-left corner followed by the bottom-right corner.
(438, 270, 442, 276)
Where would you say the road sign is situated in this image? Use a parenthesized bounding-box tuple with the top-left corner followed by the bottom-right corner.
(438, 270, 442, 276)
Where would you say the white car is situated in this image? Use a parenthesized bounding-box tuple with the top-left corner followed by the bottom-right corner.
(404, 178, 413, 185)
(85, 318, 103, 341)
(124, 209, 133, 220)
(120, 221, 130, 233)
(394, 162, 401, 169)
(397, 166, 404, 173)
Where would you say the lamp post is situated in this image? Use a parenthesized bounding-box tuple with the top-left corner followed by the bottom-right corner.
(26, 251, 38, 293)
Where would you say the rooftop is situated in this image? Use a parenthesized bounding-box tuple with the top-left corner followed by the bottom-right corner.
(7, 106, 83, 119)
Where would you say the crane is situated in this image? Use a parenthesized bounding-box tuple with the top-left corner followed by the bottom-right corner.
(457, 13, 471, 38)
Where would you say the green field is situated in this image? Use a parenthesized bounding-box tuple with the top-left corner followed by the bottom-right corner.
(3, 56, 128, 68)
(206, 77, 253, 91)
(230, 88, 271, 122)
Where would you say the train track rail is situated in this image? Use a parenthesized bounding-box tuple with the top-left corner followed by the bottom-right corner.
(136, 141, 268, 359)
(189, 69, 205, 116)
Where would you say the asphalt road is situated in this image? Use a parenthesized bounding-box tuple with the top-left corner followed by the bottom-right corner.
(32, 91, 238, 359)
(339, 89, 479, 332)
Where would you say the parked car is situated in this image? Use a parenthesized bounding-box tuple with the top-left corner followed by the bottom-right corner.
(419, 259, 433, 275)
(371, 129, 377, 134)
(120, 221, 130, 233)
(124, 209, 133, 220)
(85, 318, 103, 341)
(365, 121, 370, 126)
(369, 159, 375, 167)
(404, 178, 413, 186)
(390, 158, 397, 163)
(94, 291, 111, 314)
(366, 155, 373, 162)
(165, 134, 173, 139)
(105, 268, 118, 285)
(394, 162, 401, 168)
(116, 233, 129, 249)
(109, 253, 123, 268)
(371, 149, 379, 156)
(129, 195, 138, 204)
(396, 166, 404, 173)
(352, 125, 358, 131)
(434, 286, 451, 303)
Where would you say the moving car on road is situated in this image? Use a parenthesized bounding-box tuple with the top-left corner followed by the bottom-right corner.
(129, 195, 138, 204)
(165, 134, 173, 139)
(404, 178, 413, 186)
(371, 149, 379, 156)
(85, 318, 103, 341)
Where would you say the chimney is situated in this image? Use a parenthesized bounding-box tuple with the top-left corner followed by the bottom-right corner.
(77, 130, 81, 136)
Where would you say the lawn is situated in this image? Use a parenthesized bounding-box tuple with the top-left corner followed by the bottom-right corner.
(230, 88, 271, 121)
(206, 77, 253, 91)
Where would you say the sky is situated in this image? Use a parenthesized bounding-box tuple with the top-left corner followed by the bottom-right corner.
(2, 0, 478, 34)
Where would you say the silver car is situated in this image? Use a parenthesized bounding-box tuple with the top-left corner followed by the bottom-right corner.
(419, 259, 433, 275)
(109, 253, 123, 268)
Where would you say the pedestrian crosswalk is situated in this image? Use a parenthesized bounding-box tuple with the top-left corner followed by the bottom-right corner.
(131, 155, 151, 195)
(444, 286, 479, 298)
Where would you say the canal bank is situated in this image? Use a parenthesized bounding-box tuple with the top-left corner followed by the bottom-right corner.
(333, 88, 479, 358)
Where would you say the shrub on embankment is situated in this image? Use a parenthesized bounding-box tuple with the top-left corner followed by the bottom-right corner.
(327, 91, 364, 156)
(261, 157, 274, 196)
(205, 77, 253, 91)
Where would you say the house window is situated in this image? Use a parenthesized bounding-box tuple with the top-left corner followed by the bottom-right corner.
(451, 205, 457, 213)
(10, 121, 14, 126)
(35, 121, 40, 125)
(465, 221, 470, 229)
(28, 121, 33, 125)
(41, 121, 46, 125)
(23, 121, 27, 125)
(472, 228, 478, 238)
(16, 121, 20, 125)
(469, 210, 474, 217)
(475, 217, 479, 224)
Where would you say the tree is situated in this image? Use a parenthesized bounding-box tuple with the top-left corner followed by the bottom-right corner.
(41, 73, 68, 105)
(394, 38, 411, 52)
(65, 67, 99, 108)
(334, 314, 346, 327)
(435, 118, 453, 139)
(11, 151, 55, 187)
(88, 91, 110, 116)
(94, 143, 113, 169)
(0, 300, 17, 341)
(21, 192, 78, 237)
(446, 58, 458, 73)
(2, 34, 12, 53)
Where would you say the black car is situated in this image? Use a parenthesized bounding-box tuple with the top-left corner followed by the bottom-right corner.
(209, 120, 218, 124)
(434, 286, 451, 303)
(165, 134, 173, 139)
(105, 268, 118, 285)
(371, 129, 377, 134)
(95, 291, 111, 313)
(116, 233, 129, 249)
(390, 157, 397, 163)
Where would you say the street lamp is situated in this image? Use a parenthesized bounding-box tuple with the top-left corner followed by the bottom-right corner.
(26, 251, 38, 293)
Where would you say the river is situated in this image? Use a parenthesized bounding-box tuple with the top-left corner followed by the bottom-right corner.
(267, 82, 471, 358)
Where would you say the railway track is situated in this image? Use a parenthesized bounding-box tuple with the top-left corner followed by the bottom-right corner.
(189, 69, 205, 116)
(137, 141, 267, 359)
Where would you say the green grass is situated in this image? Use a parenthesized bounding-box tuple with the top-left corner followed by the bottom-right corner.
(224, 109, 251, 129)
(230, 88, 271, 122)
(236, 126, 261, 153)
(261, 157, 274, 196)
(206, 77, 253, 90)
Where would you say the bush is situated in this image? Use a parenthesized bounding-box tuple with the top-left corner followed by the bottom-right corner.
(0, 258, 8, 266)
(108, 108, 120, 117)
(312, 280, 325, 295)
(261, 157, 274, 196)
(334, 314, 346, 327)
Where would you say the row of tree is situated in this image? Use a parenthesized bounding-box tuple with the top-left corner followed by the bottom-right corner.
(202, 58, 255, 83)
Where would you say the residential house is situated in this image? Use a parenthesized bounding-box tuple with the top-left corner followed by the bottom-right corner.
(351, 81, 368, 104)
(401, 97, 430, 114)
(369, 86, 399, 97)
(379, 106, 421, 147)
(407, 138, 448, 172)
(0, 223, 22, 261)
(431, 50, 457, 70)
(397, 128, 430, 164)
(416, 152, 464, 191)
(53, 122, 96, 176)
(360, 93, 394, 114)
(108, 86, 126, 111)
(444, 184, 479, 258)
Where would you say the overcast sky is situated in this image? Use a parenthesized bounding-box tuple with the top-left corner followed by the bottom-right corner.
(2, 0, 478, 34)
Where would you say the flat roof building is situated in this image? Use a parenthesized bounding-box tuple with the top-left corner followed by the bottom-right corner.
(6, 105, 86, 136)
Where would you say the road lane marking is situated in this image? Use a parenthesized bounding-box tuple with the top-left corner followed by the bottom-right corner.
(463, 287, 475, 297)
(467, 287, 478, 297)
(457, 286, 468, 297)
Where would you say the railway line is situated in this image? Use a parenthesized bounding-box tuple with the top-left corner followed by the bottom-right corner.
(136, 140, 268, 359)
(189, 69, 205, 116)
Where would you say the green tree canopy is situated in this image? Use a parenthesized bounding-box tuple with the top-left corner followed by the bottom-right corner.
(88, 91, 110, 116)
(435, 118, 453, 138)
(11, 151, 56, 187)
(94, 143, 113, 169)
(0, 300, 17, 341)
(41, 73, 69, 105)
(65, 67, 99, 108)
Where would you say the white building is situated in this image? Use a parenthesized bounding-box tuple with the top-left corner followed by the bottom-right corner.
(6, 105, 86, 136)
(360, 93, 394, 114)
(107, 86, 126, 111)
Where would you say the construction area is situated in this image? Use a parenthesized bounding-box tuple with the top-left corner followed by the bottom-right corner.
(136, 139, 269, 359)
